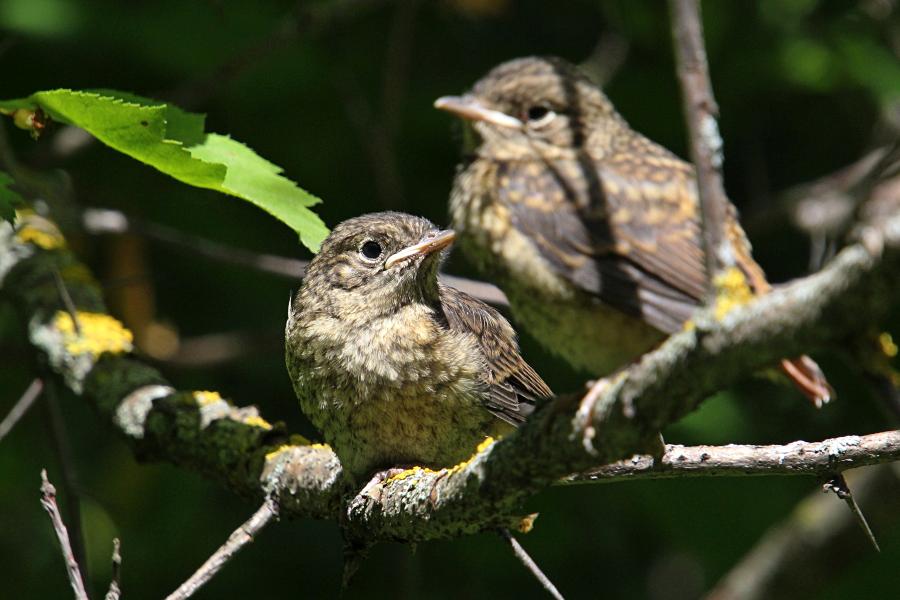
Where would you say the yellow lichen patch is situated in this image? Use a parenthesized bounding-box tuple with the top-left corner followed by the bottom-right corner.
(263, 436, 315, 462)
(193, 390, 223, 406)
(712, 267, 754, 321)
(16, 225, 65, 250)
(14, 211, 65, 249)
(264, 444, 293, 463)
(243, 415, 273, 430)
(386, 466, 437, 483)
(476, 436, 496, 454)
(54, 311, 133, 357)
(446, 436, 498, 474)
(879, 332, 898, 358)
(447, 460, 469, 474)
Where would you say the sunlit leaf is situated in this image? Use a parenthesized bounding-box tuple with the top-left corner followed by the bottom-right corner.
(0, 89, 329, 252)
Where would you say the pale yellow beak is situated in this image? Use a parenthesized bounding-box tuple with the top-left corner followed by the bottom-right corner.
(384, 229, 456, 270)
(434, 95, 523, 129)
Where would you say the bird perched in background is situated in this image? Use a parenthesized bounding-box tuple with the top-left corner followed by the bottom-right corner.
(285, 212, 552, 482)
(435, 56, 832, 405)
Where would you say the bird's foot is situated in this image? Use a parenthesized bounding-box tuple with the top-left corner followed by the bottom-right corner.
(573, 370, 629, 455)
(357, 465, 420, 502)
(574, 379, 609, 455)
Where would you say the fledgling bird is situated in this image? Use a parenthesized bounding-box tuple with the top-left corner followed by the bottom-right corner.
(435, 56, 832, 405)
(285, 212, 552, 482)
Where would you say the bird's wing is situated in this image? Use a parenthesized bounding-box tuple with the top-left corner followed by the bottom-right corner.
(438, 285, 553, 426)
(495, 142, 711, 334)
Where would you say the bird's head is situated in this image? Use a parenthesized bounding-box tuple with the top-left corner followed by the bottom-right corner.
(298, 212, 454, 320)
(435, 56, 621, 158)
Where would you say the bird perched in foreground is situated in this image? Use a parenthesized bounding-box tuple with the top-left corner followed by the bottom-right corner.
(285, 212, 552, 482)
(435, 56, 831, 405)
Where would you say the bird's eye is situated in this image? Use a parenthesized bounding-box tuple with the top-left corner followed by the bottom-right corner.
(525, 105, 555, 127)
(360, 240, 383, 260)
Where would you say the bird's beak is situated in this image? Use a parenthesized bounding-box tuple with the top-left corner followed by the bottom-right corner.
(434, 95, 523, 129)
(384, 229, 456, 270)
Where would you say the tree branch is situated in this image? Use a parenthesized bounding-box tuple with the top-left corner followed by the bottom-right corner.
(0, 377, 42, 443)
(343, 212, 900, 542)
(42, 379, 89, 587)
(3, 203, 900, 544)
(669, 0, 732, 279)
(565, 430, 900, 483)
(706, 464, 900, 600)
(80, 207, 509, 306)
(40, 469, 89, 600)
(822, 473, 880, 552)
(166, 499, 278, 600)
(105, 538, 122, 600)
(500, 529, 565, 600)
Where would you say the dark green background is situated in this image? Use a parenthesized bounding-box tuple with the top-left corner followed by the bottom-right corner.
(2, 1, 899, 598)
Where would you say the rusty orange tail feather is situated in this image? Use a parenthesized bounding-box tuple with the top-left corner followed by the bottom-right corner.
(780, 356, 833, 408)
(733, 249, 833, 408)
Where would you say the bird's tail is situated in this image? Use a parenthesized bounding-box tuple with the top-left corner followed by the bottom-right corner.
(780, 356, 833, 408)
(732, 246, 834, 408)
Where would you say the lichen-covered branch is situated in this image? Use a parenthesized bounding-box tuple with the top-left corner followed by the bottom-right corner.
(3, 208, 900, 544)
(1, 211, 346, 522)
(344, 212, 900, 542)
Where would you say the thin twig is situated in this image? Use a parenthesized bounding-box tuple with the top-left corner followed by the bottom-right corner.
(163, 329, 280, 368)
(707, 465, 900, 600)
(83, 207, 304, 278)
(579, 31, 630, 87)
(43, 380, 89, 586)
(0, 378, 43, 443)
(438, 273, 509, 306)
(669, 0, 733, 283)
(104, 538, 122, 600)
(81, 207, 510, 306)
(784, 143, 900, 270)
(564, 430, 900, 483)
(40, 469, 89, 600)
(500, 529, 565, 600)
(165, 498, 279, 600)
(53, 267, 81, 334)
(823, 473, 880, 552)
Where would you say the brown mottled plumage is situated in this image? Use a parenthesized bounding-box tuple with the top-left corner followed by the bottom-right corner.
(436, 56, 831, 405)
(285, 212, 551, 482)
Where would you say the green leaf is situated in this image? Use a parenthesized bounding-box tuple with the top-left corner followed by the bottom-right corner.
(0, 89, 329, 251)
(0, 171, 24, 224)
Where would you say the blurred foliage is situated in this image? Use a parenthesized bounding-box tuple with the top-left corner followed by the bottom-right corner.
(0, 170, 24, 221)
(1, 1, 899, 598)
